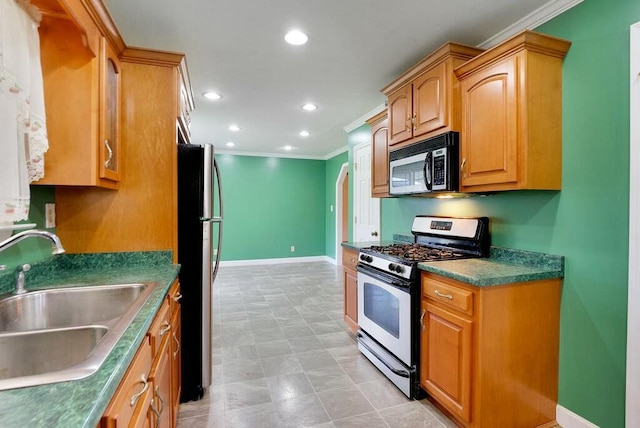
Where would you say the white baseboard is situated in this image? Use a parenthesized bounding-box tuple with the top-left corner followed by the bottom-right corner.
(556, 405, 599, 428)
(218, 255, 336, 267)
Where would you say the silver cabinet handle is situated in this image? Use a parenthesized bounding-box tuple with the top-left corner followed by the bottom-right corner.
(173, 293, 183, 303)
(129, 374, 148, 406)
(173, 331, 181, 360)
(159, 321, 171, 336)
(151, 385, 164, 426)
(104, 140, 114, 169)
(420, 309, 426, 331)
(460, 157, 467, 179)
(434, 290, 453, 300)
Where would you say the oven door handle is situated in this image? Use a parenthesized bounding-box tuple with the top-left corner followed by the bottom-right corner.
(356, 333, 410, 378)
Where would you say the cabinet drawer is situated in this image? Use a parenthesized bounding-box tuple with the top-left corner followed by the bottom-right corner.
(101, 336, 152, 427)
(423, 276, 474, 316)
(148, 297, 171, 356)
(342, 248, 359, 272)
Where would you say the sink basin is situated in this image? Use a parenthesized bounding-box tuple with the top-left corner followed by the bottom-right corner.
(0, 326, 108, 381)
(0, 282, 159, 390)
(0, 283, 147, 333)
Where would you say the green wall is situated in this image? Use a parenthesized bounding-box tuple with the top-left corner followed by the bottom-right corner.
(325, 151, 348, 258)
(371, 1, 638, 425)
(0, 186, 56, 272)
(214, 154, 326, 261)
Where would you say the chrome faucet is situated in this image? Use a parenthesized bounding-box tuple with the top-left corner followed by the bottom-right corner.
(0, 230, 65, 293)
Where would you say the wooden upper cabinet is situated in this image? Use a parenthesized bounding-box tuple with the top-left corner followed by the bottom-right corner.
(366, 111, 389, 197)
(383, 43, 484, 149)
(455, 31, 571, 192)
(387, 85, 412, 145)
(33, 0, 124, 189)
(100, 39, 122, 182)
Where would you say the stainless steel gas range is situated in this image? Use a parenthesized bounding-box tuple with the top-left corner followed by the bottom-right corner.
(356, 216, 490, 398)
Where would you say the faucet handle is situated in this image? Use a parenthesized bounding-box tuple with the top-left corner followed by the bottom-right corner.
(18, 264, 31, 273)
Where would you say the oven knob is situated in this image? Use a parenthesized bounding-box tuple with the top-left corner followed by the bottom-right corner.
(388, 263, 397, 271)
(360, 254, 373, 263)
(395, 265, 405, 274)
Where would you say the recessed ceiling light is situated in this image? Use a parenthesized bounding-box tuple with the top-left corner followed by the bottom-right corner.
(284, 30, 308, 45)
(302, 103, 317, 111)
(225, 142, 235, 147)
(203, 91, 221, 100)
(284, 145, 293, 151)
(228, 124, 240, 132)
(299, 130, 310, 137)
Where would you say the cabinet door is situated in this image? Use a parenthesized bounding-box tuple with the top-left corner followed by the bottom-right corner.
(459, 56, 518, 189)
(420, 301, 472, 424)
(99, 38, 122, 182)
(149, 335, 172, 428)
(413, 62, 447, 137)
(371, 117, 389, 197)
(170, 307, 182, 423)
(343, 268, 358, 332)
(388, 85, 413, 146)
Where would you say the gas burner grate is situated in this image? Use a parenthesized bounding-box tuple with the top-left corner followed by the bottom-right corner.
(367, 243, 466, 262)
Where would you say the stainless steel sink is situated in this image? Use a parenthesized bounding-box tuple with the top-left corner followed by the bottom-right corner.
(0, 282, 159, 391)
(0, 283, 147, 333)
(0, 326, 108, 380)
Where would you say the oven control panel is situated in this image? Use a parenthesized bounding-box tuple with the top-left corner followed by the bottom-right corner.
(358, 252, 413, 280)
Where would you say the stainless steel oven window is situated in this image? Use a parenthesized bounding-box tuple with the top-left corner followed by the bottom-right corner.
(363, 283, 400, 338)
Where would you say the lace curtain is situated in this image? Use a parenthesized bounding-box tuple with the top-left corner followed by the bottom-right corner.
(0, 0, 48, 224)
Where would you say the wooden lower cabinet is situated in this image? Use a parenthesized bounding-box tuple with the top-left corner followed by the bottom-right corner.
(149, 333, 172, 427)
(101, 279, 182, 428)
(342, 247, 359, 332)
(101, 337, 153, 427)
(420, 272, 562, 428)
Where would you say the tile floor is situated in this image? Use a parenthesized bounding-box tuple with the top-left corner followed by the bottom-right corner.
(176, 261, 457, 428)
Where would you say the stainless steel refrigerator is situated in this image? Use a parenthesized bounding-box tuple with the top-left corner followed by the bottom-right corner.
(177, 143, 223, 402)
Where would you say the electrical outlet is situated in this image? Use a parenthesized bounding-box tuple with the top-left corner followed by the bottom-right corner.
(213, 248, 218, 256)
(45, 203, 56, 228)
(290, 245, 295, 252)
(330, 205, 334, 212)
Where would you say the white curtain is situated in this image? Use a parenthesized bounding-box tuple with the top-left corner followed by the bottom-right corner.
(0, 0, 47, 224)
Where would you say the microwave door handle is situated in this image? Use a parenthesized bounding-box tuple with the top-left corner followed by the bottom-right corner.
(424, 152, 432, 191)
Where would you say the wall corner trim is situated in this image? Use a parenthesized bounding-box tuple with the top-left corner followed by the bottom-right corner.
(556, 405, 600, 428)
(478, 0, 584, 48)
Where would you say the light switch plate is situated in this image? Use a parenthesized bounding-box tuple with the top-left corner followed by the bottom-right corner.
(45, 203, 56, 228)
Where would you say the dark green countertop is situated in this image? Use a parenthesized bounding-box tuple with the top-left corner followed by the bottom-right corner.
(341, 241, 564, 286)
(0, 251, 180, 428)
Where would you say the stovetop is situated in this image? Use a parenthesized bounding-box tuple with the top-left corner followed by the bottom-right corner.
(357, 216, 490, 281)
(365, 243, 469, 262)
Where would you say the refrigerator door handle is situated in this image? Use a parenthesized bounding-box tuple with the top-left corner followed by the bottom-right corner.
(212, 157, 223, 284)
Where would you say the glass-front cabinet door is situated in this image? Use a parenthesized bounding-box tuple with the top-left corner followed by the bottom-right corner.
(99, 38, 121, 182)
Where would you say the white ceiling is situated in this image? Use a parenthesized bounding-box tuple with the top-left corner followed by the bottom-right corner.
(102, 0, 571, 159)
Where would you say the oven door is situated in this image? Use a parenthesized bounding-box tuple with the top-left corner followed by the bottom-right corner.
(357, 267, 413, 365)
(389, 152, 428, 195)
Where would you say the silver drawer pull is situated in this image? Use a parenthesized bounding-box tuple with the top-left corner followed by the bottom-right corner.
(173, 331, 181, 360)
(129, 374, 148, 406)
(173, 293, 183, 303)
(420, 309, 426, 331)
(434, 290, 453, 300)
(159, 321, 171, 336)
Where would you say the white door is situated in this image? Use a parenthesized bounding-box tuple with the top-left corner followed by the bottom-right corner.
(353, 141, 380, 242)
(627, 21, 640, 428)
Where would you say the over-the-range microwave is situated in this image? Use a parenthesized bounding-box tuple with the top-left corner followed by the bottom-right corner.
(389, 132, 459, 196)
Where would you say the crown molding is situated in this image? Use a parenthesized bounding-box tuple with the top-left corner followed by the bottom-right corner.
(343, 103, 387, 133)
(478, 0, 583, 49)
